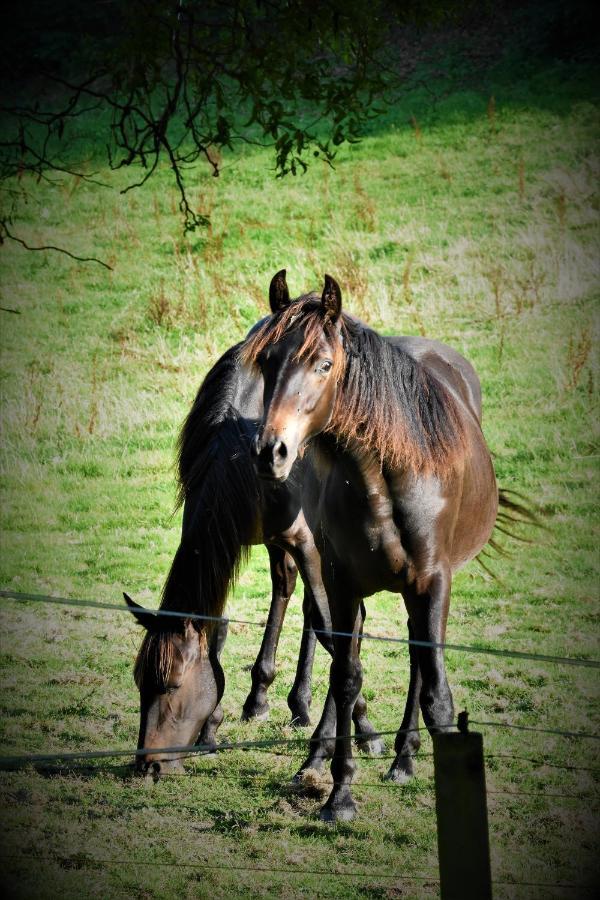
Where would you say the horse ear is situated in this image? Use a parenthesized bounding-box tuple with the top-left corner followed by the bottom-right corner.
(321, 274, 342, 323)
(269, 269, 290, 312)
(123, 592, 161, 631)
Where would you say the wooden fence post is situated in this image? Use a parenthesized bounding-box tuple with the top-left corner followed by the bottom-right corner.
(432, 714, 492, 899)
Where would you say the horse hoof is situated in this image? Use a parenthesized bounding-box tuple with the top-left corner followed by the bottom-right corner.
(384, 766, 413, 784)
(355, 737, 385, 756)
(292, 762, 324, 783)
(241, 704, 270, 722)
(319, 801, 357, 823)
(292, 769, 310, 784)
(289, 711, 311, 728)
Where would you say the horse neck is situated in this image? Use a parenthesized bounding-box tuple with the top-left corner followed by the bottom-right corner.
(167, 417, 261, 623)
(327, 331, 467, 478)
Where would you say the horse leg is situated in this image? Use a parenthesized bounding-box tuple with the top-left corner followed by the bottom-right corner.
(295, 659, 380, 779)
(289, 542, 338, 775)
(241, 546, 297, 721)
(292, 689, 338, 779)
(198, 703, 224, 752)
(404, 565, 454, 734)
(198, 618, 228, 751)
(287, 587, 317, 726)
(385, 617, 422, 782)
(320, 589, 363, 823)
(352, 601, 385, 756)
(291, 547, 379, 777)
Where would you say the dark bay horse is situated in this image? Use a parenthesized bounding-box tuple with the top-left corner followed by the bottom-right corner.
(245, 271, 507, 821)
(125, 328, 382, 776)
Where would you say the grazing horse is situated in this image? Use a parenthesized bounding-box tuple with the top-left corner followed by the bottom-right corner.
(125, 332, 382, 777)
(245, 270, 509, 821)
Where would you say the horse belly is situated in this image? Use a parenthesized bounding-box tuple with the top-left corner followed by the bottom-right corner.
(449, 444, 498, 572)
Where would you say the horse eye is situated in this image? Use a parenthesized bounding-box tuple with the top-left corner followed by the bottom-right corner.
(165, 684, 181, 695)
(318, 360, 333, 375)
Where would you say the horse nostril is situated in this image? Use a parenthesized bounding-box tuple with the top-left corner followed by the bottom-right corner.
(275, 440, 287, 460)
(148, 761, 162, 782)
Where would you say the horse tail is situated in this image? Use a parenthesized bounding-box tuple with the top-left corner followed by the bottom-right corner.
(476, 488, 542, 578)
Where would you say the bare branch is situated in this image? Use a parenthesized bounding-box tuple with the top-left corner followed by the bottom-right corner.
(1, 224, 113, 270)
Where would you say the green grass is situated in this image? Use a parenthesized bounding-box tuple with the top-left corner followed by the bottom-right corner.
(1, 50, 599, 899)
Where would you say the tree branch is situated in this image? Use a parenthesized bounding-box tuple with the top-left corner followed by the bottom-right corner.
(1, 224, 113, 270)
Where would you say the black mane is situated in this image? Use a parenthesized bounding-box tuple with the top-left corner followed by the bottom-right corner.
(135, 344, 261, 687)
(148, 343, 261, 633)
(177, 341, 246, 506)
(332, 315, 466, 473)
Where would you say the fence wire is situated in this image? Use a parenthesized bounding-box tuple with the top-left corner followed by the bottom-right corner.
(1, 717, 598, 770)
(2, 588, 599, 668)
(0, 853, 596, 894)
(0, 852, 439, 883)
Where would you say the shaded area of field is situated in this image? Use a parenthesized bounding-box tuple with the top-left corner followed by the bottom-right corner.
(1, 41, 599, 900)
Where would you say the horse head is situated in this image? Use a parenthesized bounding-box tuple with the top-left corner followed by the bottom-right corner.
(125, 593, 223, 779)
(245, 270, 345, 481)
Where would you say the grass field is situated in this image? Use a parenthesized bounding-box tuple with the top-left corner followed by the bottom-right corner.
(1, 43, 599, 899)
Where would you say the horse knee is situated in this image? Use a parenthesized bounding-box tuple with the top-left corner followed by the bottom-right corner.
(420, 682, 454, 728)
(285, 557, 298, 581)
(252, 660, 276, 688)
(210, 703, 224, 729)
(331, 657, 362, 704)
(279, 557, 298, 597)
(353, 692, 367, 717)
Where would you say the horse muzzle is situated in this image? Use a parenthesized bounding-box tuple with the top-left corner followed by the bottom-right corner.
(251, 429, 292, 481)
(136, 755, 185, 781)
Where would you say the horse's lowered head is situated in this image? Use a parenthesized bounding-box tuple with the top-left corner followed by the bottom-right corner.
(245, 270, 345, 482)
(125, 593, 224, 779)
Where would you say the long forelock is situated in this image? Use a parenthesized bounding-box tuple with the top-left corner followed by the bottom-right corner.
(241, 295, 345, 380)
(133, 630, 178, 691)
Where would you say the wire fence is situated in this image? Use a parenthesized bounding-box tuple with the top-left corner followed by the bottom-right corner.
(0, 718, 598, 770)
(0, 853, 441, 884)
(22, 750, 600, 777)
(0, 853, 597, 896)
(13, 759, 595, 805)
(1, 588, 599, 668)
(0, 854, 596, 895)
(1, 586, 598, 896)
